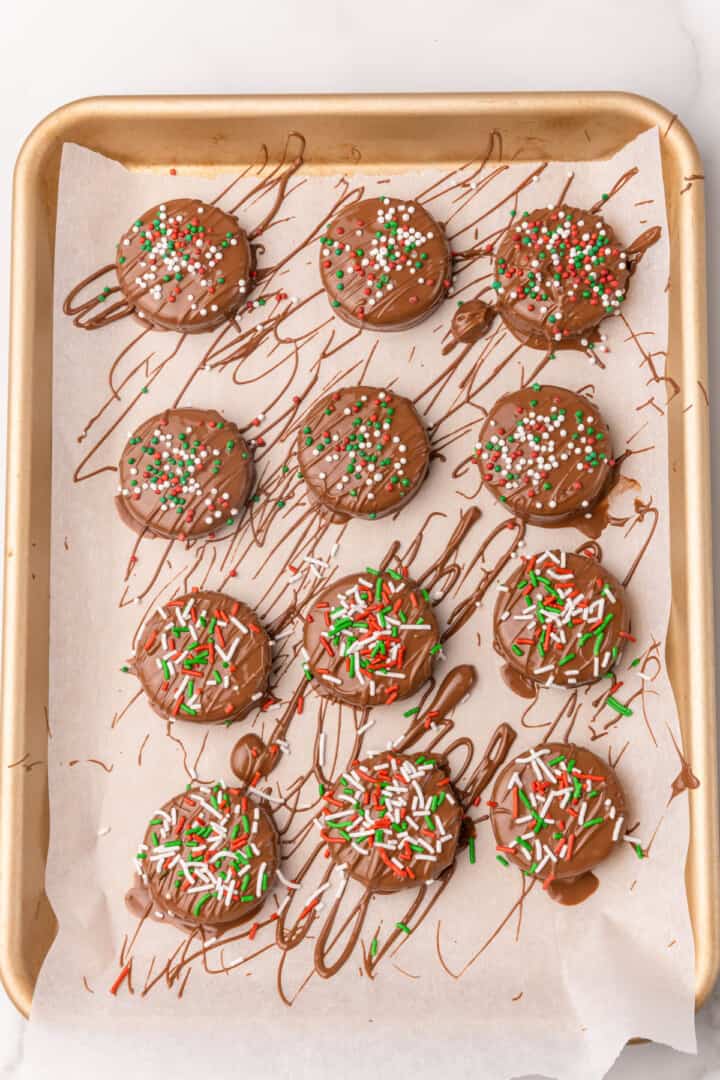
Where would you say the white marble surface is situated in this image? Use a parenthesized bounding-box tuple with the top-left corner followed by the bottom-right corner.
(0, 1, 718, 1076)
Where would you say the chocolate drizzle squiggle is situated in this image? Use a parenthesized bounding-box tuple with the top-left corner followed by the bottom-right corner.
(90, 143, 676, 1009)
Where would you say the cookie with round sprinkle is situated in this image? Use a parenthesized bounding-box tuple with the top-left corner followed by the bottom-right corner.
(135, 782, 279, 931)
(494, 204, 630, 350)
(319, 195, 451, 330)
(297, 386, 430, 520)
(134, 590, 271, 724)
(493, 549, 630, 689)
(302, 570, 440, 708)
(319, 751, 463, 893)
(116, 408, 254, 540)
(116, 199, 253, 332)
(476, 384, 614, 525)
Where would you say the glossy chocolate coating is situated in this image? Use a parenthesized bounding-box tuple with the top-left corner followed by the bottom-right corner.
(319, 195, 451, 330)
(450, 299, 495, 344)
(303, 570, 439, 708)
(321, 751, 462, 892)
(135, 590, 271, 724)
(493, 549, 629, 688)
(298, 386, 430, 520)
(137, 783, 279, 930)
(491, 742, 626, 883)
(495, 205, 630, 350)
(116, 199, 252, 332)
(476, 384, 614, 525)
(116, 408, 254, 540)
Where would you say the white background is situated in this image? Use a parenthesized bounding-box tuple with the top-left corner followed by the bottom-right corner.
(0, 1, 718, 1077)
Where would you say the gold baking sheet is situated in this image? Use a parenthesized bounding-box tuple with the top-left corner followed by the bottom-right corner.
(1, 91, 716, 1020)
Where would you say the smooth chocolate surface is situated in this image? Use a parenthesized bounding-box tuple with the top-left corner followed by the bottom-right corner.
(116, 199, 252, 332)
(319, 195, 451, 330)
(476, 384, 614, 525)
(298, 385, 430, 520)
(493, 549, 629, 688)
(495, 205, 630, 349)
(135, 590, 271, 724)
(450, 298, 495, 344)
(116, 408, 254, 540)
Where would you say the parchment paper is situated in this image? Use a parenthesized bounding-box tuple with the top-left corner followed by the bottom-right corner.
(21, 129, 696, 1080)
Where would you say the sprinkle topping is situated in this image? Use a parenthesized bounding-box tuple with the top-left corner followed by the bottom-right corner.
(476, 384, 614, 521)
(319, 195, 451, 328)
(116, 199, 252, 330)
(135, 590, 271, 723)
(491, 742, 629, 883)
(494, 549, 629, 687)
(303, 571, 440, 707)
(117, 408, 253, 539)
(137, 783, 278, 927)
(319, 752, 463, 892)
(298, 385, 429, 519)
(495, 205, 630, 346)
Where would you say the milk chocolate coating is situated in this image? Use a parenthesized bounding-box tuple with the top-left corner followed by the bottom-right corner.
(116, 199, 252, 332)
(451, 299, 495, 344)
(135, 590, 271, 724)
(491, 742, 626, 882)
(137, 783, 278, 930)
(476, 384, 614, 525)
(495, 205, 630, 350)
(319, 195, 451, 330)
(116, 408, 254, 540)
(230, 733, 278, 786)
(303, 570, 439, 708)
(297, 386, 430, 520)
(494, 549, 629, 688)
(320, 751, 462, 892)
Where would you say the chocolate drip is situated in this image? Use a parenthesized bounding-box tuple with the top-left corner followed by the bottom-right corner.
(627, 225, 662, 264)
(546, 873, 599, 906)
(231, 733, 281, 785)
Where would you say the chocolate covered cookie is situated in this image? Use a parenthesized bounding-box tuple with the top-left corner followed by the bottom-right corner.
(302, 570, 440, 708)
(319, 751, 462, 892)
(116, 199, 252, 332)
(298, 386, 430, 520)
(494, 205, 630, 349)
(494, 549, 629, 688)
(491, 742, 627, 885)
(116, 408, 254, 539)
(319, 195, 451, 330)
(476, 384, 614, 525)
(135, 782, 279, 930)
(135, 590, 271, 724)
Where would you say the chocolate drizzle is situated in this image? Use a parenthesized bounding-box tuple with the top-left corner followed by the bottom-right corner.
(62, 142, 676, 1007)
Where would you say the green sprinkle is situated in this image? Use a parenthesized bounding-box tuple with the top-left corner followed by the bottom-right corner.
(606, 696, 633, 717)
(192, 892, 214, 917)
